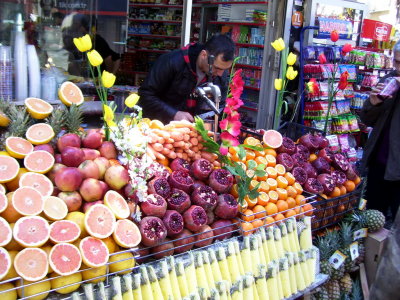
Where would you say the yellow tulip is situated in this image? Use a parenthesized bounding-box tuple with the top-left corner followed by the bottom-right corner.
(125, 93, 140, 108)
(287, 52, 297, 66)
(271, 38, 285, 51)
(286, 66, 298, 80)
(101, 70, 116, 88)
(73, 34, 92, 52)
(274, 78, 283, 91)
(87, 50, 103, 67)
(103, 104, 114, 124)
(107, 120, 118, 128)
(306, 82, 314, 94)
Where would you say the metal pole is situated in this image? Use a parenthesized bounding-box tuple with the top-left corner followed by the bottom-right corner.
(181, 0, 192, 46)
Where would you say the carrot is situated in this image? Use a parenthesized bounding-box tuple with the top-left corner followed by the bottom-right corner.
(158, 137, 165, 144)
(166, 138, 175, 143)
(186, 149, 195, 157)
(176, 148, 183, 153)
(149, 134, 160, 143)
(153, 129, 171, 139)
(176, 152, 183, 158)
(189, 137, 198, 146)
(170, 131, 184, 141)
(173, 141, 185, 148)
(183, 143, 191, 150)
(165, 143, 173, 150)
(194, 153, 202, 160)
(201, 151, 215, 162)
(182, 153, 188, 160)
(146, 149, 156, 161)
(170, 120, 194, 128)
(213, 161, 221, 168)
(152, 143, 163, 152)
(197, 143, 204, 150)
(162, 148, 171, 156)
(192, 146, 199, 153)
(167, 151, 177, 159)
(183, 134, 190, 142)
(174, 127, 191, 134)
(148, 144, 166, 160)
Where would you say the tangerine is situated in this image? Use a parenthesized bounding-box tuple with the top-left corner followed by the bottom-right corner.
(266, 167, 278, 179)
(246, 169, 255, 178)
(268, 190, 279, 204)
(276, 188, 288, 200)
(343, 180, 356, 192)
(265, 202, 278, 216)
(265, 155, 276, 167)
(265, 217, 275, 225)
(251, 219, 264, 229)
(302, 203, 314, 216)
(241, 222, 254, 236)
(286, 197, 296, 209)
(275, 164, 286, 176)
(276, 176, 288, 189)
(257, 192, 270, 206)
(264, 148, 277, 157)
(253, 205, 267, 219)
(293, 182, 303, 194)
(309, 153, 318, 162)
(249, 179, 259, 190)
(266, 177, 278, 189)
(255, 156, 268, 165)
(244, 137, 258, 146)
(295, 194, 306, 205)
(276, 200, 289, 212)
(329, 187, 341, 198)
(258, 181, 270, 193)
(354, 176, 361, 185)
(286, 186, 298, 198)
(284, 172, 296, 185)
(285, 209, 296, 218)
(257, 172, 268, 182)
(254, 149, 265, 157)
(274, 213, 285, 223)
(245, 150, 256, 161)
(338, 185, 347, 196)
(244, 195, 257, 208)
(231, 184, 239, 198)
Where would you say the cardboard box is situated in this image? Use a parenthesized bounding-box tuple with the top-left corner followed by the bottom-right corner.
(364, 228, 390, 286)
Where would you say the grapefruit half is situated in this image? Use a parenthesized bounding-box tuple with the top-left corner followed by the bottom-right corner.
(0, 247, 11, 280)
(49, 243, 82, 276)
(25, 97, 54, 119)
(263, 130, 283, 149)
(13, 216, 50, 247)
(0, 216, 12, 247)
(24, 150, 55, 174)
(0, 192, 7, 213)
(58, 81, 84, 106)
(5, 167, 28, 192)
(0, 156, 20, 183)
(112, 219, 141, 248)
(12, 186, 44, 216)
(49, 220, 81, 243)
(19, 172, 54, 197)
(79, 236, 109, 268)
(84, 204, 116, 239)
(14, 247, 48, 281)
(5, 137, 33, 159)
(43, 196, 68, 221)
(26, 123, 55, 145)
(0, 184, 6, 194)
(104, 190, 130, 219)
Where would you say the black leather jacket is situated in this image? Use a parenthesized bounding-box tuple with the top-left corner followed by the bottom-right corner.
(138, 43, 228, 124)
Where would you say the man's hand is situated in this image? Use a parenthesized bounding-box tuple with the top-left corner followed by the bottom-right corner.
(173, 111, 194, 122)
(370, 83, 385, 106)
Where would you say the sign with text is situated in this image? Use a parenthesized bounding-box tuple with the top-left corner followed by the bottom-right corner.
(361, 19, 392, 42)
(315, 17, 353, 40)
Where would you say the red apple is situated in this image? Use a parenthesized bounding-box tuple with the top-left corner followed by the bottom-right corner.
(55, 154, 62, 164)
(99, 141, 117, 159)
(52, 187, 61, 196)
(82, 129, 103, 149)
(61, 146, 85, 167)
(58, 191, 82, 212)
(82, 148, 101, 160)
(34, 144, 54, 156)
(79, 178, 104, 202)
(78, 160, 100, 179)
(124, 183, 139, 203)
(57, 133, 81, 152)
(55, 167, 83, 192)
(99, 180, 109, 198)
(94, 157, 111, 179)
(104, 165, 129, 190)
(82, 200, 104, 213)
(48, 163, 67, 183)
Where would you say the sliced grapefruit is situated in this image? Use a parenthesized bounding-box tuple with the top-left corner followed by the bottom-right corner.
(0, 184, 6, 194)
(5, 137, 33, 159)
(19, 172, 53, 197)
(43, 196, 68, 221)
(24, 150, 55, 174)
(0, 247, 11, 280)
(58, 81, 84, 106)
(263, 130, 283, 149)
(3, 250, 18, 280)
(0, 216, 12, 247)
(14, 247, 48, 281)
(0, 151, 10, 157)
(84, 204, 116, 239)
(25, 97, 54, 119)
(0, 110, 10, 127)
(79, 236, 109, 268)
(49, 243, 82, 276)
(5, 167, 28, 191)
(0, 156, 20, 183)
(0, 192, 22, 223)
(104, 190, 130, 219)
(13, 216, 50, 247)
(112, 219, 141, 248)
(26, 123, 55, 145)
(0, 193, 7, 213)
(4, 223, 23, 251)
(49, 220, 81, 243)
(12, 186, 44, 216)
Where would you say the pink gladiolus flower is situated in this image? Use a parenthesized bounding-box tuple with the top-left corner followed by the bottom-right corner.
(341, 43, 353, 55)
(219, 146, 229, 155)
(220, 117, 241, 137)
(338, 71, 349, 90)
(318, 53, 327, 64)
(220, 131, 240, 147)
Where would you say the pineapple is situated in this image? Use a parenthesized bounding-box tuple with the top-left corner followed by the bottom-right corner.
(250, 236, 261, 274)
(139, 267, 153, 300)
(286, 253, 298, 295)
(121, 274, 133, 300)
(266, 227, 278, 261)
(194, 251, 210, 297)
(227, 242, 241, 282)
(3, 106, 32, 138)
(216, 281, 230, 300)
(132, 273, 142, 300)
(293, 253, 306, 291)
(298, 217, 313, 250)
(325, 280, 341, 300)
(233, 240, 245, 276)
(259, 227, 271, 263)
(279, 222, 291, 252)
(83, 283, 94, 300)
(208, 249, 223, 283)
(111, 276, 123, 300)
(202, 251, 216, 291)
(273, 227, 285, 259)
(314, 286, 329, 300)
(185, 253, 199, 294)
(286, 218, 300, 252)
(158, 260, 173, 300)
(240, 236, 252, 273)
(255, 265, 269, 299)
(176, 260, 190, 298)
(350, 278, 363, 300)
(216, 247, 232, 284)
(210, 287, 220, 300)
(339, 222, 356, 272)
(266, 262, 280, 300)
(255, 234, 267, 266)
(299, 251, 311, 287)
(95, 281, 108, 299)
(339, 273, 353, 294)
(359, 209, 386, 232)
(315, 234, 333, 277)
(279, 258, 292, 298)
(242, 275, 254, 299)
(167, 256, 182, 300)
(65, 104, 83, 133)
(230, 278, 243, 300)
(46, 106, 66, 138)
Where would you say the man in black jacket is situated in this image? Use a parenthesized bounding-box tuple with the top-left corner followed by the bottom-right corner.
(138, 34, 235, 124)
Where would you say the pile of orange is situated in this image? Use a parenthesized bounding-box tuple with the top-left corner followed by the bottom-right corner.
(229, 137, 314, 235)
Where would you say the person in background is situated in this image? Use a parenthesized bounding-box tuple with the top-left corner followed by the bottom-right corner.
(138, 34, 235, 124)
(360, 40, 400, 221)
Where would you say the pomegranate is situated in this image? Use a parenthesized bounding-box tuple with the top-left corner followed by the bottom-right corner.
(170, 158, 190, 172)
(312, 157, 331, 174)
(206, 210, 215, 225)
(134, 244, 150, 263)
(147, 177, 171, 199)
(168, 170, 194, 193)
(190, 159, 213, 181)
(192, 180, 206, 191)
(331, 170, 347, 185)
(211, 219, 235, 241)
(299, 133, 320, 151)
(166, 188, 191, 213)
(194, 225, 214, 248)
(292, 167, 308, 185)
(296, 144, 310, 161)
(318, 148, 335, 163)
(162, 210, 184, 237)
(291, 153, 307, 167)
(191, 185, 218, 211)
(139, 216, 167, 247)
(332, 153, 349, 172)
(61, 146, 85, 167)
(55, 154, 62, 164)
(140, 194, 167, 218)
(57, 133, 81, 152)
(82, 129, 103, 149)
(346, 164, 358, 180)
(34, 144, 54, 156)
(208, 169, 234, 194)
(317, 173, 336, 194)
(124, 183, 139, 203)
(304, 178, 324, 194)
(277, 137, 296, 155)
(302, 162, 318, 178)
(277, 153, 295, 171)
(318, 135, 329, 149)
(183, 205, 208, 232)
(173, 229, 195, 254)
(214, 194, 239, 219)
(151, 238, 174, 259)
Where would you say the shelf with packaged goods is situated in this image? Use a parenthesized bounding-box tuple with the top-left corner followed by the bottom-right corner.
(243, 85, 260, 91)
(235, 63, 262, 70)
(128, 18, 197, 24)
(240, 105, 258, 111)
(209, 20, 266, 26)
(129, 3, 183, 8)
(127, 48, 170, 53)
(127, 33, 181, 39)
(199, 1, 268, 4)
(235, 42, 264, 48)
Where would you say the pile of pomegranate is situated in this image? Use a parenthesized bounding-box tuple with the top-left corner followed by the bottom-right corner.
(137, 158, 238, 258)
(275, 133, 359, 196)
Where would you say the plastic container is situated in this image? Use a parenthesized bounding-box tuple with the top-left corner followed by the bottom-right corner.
(378, 77, 400, 100)
(0, 46, 13, 101)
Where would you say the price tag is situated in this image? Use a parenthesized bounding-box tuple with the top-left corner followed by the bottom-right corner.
(373, 70, 379, 76)
(354, 228, 368, 240)
(359, 66, 365, 70)
(359, 199, 367, 211)
(329, 250, 346, 269)
(350, 242, 359, 261)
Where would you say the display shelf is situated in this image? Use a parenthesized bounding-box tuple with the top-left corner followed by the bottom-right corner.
(127, 33, 181, 39)
(129, 3, 184, 8)
(200, 0, 268, 4)
(127, 48, 170, 53)
(209, 20, 266, 26)
(235, 63, 262, 70)
(128, 18, 196, 24)
(235, 42, 264, 48)
(285, 273, 329, 300)
(240, 105, 258, 111)
(243, 85, 260, 91)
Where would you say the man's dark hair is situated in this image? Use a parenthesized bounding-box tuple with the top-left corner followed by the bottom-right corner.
(204, 34, 235, 62)
(72, 14, 90, 32)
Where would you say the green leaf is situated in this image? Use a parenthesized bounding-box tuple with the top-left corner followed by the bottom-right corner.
(243, 144, 264, 152)
(248, 185, 261, 200)
(256, 164, 266, 171)
(255, 170, 266, 178)
(224, 165, 240, 177)
(238, 145, 246, 160)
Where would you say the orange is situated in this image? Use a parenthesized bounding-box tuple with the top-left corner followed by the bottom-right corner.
(255, 156, 268, 165)
(239, 201, 248, 211)
(264, 148, 277, 157)
(354, 176, 361, 185)
(246, 150, 256, 161)
(329, 187, 341, 198)
(302, 203, 314, 216)
(265, 202, 278, 216)
(268, 190, 279, 203)
(244, 195, 257, 208)
(320, 193, 328, 199)
(276, 188, 288, 200)
(257, 172, 268, 182)
(259, 181, 270, 193)
(253, 205, 267, 219)
(265, 155, 276, 167)
(230, 153, 240, 162)
(286, 186, 298, 198)
(266, 167, 278, 179)
(294, 206, 302, 216)
(254, 149, 265, 157)
(246, 160, 258, 170)
(285, 209, 296, 218)
(244, 137, 258, 146)
(5, 137, 33, 159)
(286, 197, 296, 209)
(265, 217, 275, 225)
(257, 192, 270, 206)
(276, 176, 288, 189)
(275, 164, 286, 176)
(157, 157, 169, 167)
(104, 190, 131, 220)
(246, 169, 255, 178)
(231, 184, 239, 198)
(284, 172, 296, 185)
(266, 178, 278, 190)
(293, 182, 303, 194)
(274, 213, 285, 223)
(229, 147, 237, 156)
(309, 153, 318, 162)
(276, 200, 289, 212)
(25, 97, 53, 119)
(251, 219, 264, 229)
(58, 81, 84, 106)
(241, 222, 254, 236)
(343, 180, 356, 192)
(295, 194, 306, 205)
(338, 185, 347, 196)
(237, 162, 247, 171)
(249, 179, 259, 190)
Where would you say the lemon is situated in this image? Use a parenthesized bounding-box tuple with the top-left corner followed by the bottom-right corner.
(108, 252, 135, 275)
(16, 278, 51, 300)
(0, 282, 17, 300)
(24, 98, 53, 120)
(81, 264, 107, 283)
(66, 211, 88, 238)
(101, 236, 119, 254)
(0, 111, 10, 127)
(58, 81, 84, 106)
(50, 272, 81, 294)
